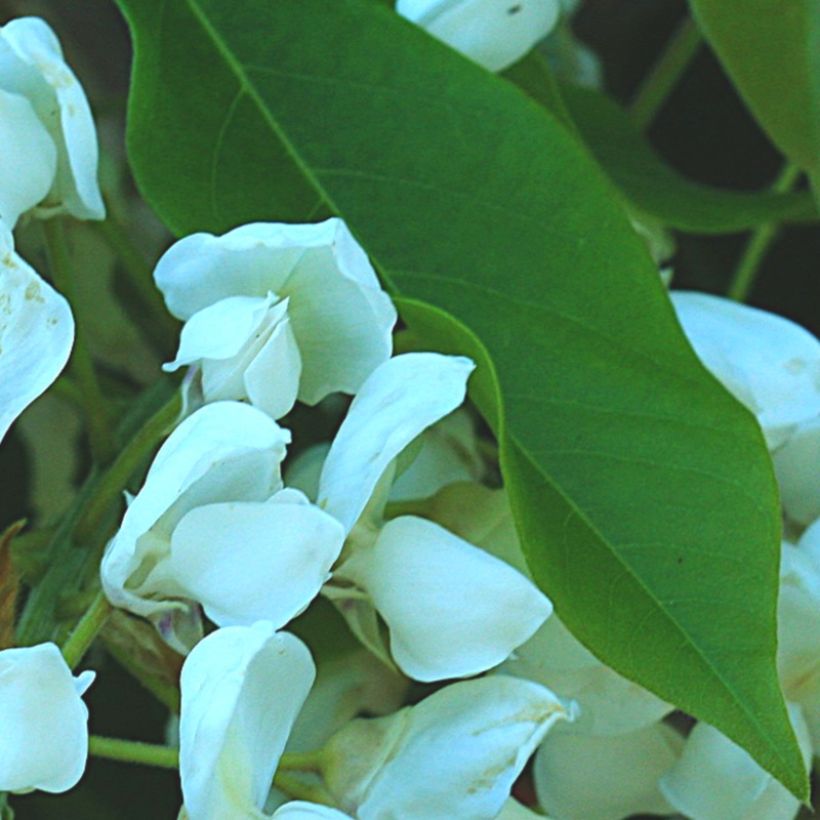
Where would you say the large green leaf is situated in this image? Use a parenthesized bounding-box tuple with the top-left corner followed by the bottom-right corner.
(116, 0, 806, 795)
(689, 0, 820, 176)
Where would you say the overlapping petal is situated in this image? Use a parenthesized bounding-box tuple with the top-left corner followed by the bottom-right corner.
(0, 643, 94, 794)
(335, 515, 551, 681)
(154, 218, 395, 413)
(774, 417, 820, 527)
(534, 723, 682, 820)
(0, 17, 103, 219)
(168, 489, 345, 628)
(101, 402, 289, 641)
(671, 291, 820, 448)
(659, 704, 811, 820)
(0, 89, 55, 226)
(179, 623, 315, 820)
(0, 231, 74, 444)
(318, 352, 475, 532)
(396, 0, 561, 72)
(323, 675, 574, 819)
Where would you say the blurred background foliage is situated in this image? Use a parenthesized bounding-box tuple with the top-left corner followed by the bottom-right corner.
(0, 0, 816, 816)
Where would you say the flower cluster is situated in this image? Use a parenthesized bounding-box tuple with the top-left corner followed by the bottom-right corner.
(1, 6, 819, 820)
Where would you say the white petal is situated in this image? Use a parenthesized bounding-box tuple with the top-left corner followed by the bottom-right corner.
(659, 704, 811, 820)
(318, 353, 475, 532)
(0, 233, 74, 444)
(503, 616, 672, 735)
(284, 442, 331, 502)
(324, 675, 573, 819)
(773, 417, 820, 527)
(168, 491, 345, 628)
(0, 17, 104, 219)
(397, 0, 561, 73)
(534, 723, 682, 820)
(101, 402, 289, 629)
(337, 515, 551, 681)
(671, 291, 820, 448)
(164, 294, 278, 372)
(179, 624, 315, 820)
(243, 310, 302, 419)
(272, 803, 352, 819)
(0, 89, 56, 226)
(0, 643, 93, 793)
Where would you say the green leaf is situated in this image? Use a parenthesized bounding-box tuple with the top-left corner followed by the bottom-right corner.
(510, 58, 817, 233)
(688, 0, 820, 175)
(116, 0, 807, 796)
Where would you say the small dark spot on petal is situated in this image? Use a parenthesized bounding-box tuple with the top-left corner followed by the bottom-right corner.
(508, 4, 523, 15)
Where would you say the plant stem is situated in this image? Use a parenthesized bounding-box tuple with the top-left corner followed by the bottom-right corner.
(42, 219, 114, 464)
(727, 162, 803, 302)
(630, 16, 702, 130)
(73, 391, 182, 544)
(94, 206, 179, 353)
(61, 590, 111, 667)
(89, 736, 179, 769)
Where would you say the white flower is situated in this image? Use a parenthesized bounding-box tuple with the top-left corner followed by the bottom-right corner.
(658, 704, 811, 820)
(773, 417, 820, 527)
(0, 642, 94, 794)
(0, 228, 74, 444)
(100, 401, 291, 651)
(533, 723, 682, 820)
(670, 291, 820, 448)
(155, 219, 396, 419)
(318, 353, 552, 681)
(271, 805, 351, 819)
(322, 674, 574, 819)
(0, 17, 104, 222)
(179, 623, 315, 820)
(396, 0, 561, 72)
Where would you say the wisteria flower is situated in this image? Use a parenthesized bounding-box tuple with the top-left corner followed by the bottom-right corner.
(179, 622, 315, 820)
(0, 16, 104, 222)
(317, 352, 552, 681)
(0, 228, 74, 444)
(100, 401, 291, 651)
(321, 674, 575, 818)
(155, 219, 396, 419)
(396, 0, 561, 72)
(0, 642, 94, 794)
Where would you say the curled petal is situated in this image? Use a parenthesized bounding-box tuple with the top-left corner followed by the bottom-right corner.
(168, 490, 345, 628)
(337, 515, 551, 681)
(0, 643, 93, 793)
(0, 17, 103, 219)
(318, 353, 475, 532)
(659, 704, 812, 820)
(0, 235, 74, 444)
(101, 402, 289, 629)
(397, 0, 561, 73)
(671, 291, 820, 448)
(534, 723, 682, 820)
(180, 624, 315, 820)
(153, 218, 395, 405)
(324, 675, 574, 819)
(0, 89, 55, 226)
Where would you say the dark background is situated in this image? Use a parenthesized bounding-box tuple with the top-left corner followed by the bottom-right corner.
(0, 1, 816, 817)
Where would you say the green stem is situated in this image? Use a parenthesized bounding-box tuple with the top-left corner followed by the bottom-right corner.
(94, 205, 179, 353)
(630, 16, 702, 130)
(42, 219, 114, 464)
(89, 736, 179, 769)
(727, 162, 803, 302)
(61, 590, 111, 667)
(73, 391, 182, 544)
